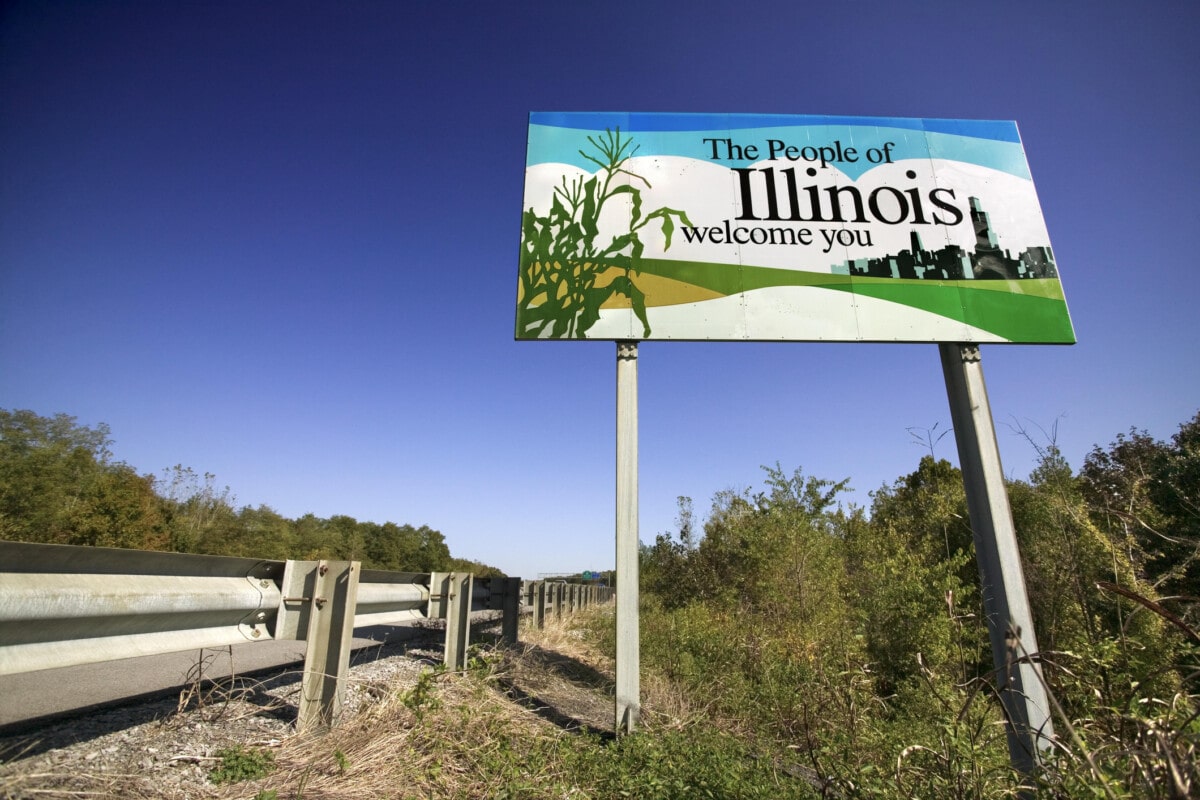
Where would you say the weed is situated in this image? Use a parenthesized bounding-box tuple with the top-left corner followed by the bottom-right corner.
(175, 646, 285, 724)
(208, 744, 275, 785)
(333, 747, 349, 775)
(400, 669, 443, 720)
(465, 643, 502, 675)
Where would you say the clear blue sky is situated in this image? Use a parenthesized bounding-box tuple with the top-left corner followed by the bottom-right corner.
(2, 1, 1197, 578)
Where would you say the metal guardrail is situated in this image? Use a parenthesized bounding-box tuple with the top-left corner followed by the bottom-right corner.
(0, 540, 613, 730)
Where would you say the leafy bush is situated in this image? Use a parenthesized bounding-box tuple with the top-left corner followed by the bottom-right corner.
(563, 728, 815, 800)
(637, 437, 1200, 797)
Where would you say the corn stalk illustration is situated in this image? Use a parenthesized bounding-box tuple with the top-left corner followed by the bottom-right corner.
(517, 129, 693, 339)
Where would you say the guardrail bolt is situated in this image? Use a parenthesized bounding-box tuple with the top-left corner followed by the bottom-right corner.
(251, 629, 261, 638)
(260, 579, 271, 588)
(319, 565, 329, 577)
(315, 597, 327, 609)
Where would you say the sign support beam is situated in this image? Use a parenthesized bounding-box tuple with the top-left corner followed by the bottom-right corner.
(615, 340, 640, 733)
(939, 343, 1055, 779)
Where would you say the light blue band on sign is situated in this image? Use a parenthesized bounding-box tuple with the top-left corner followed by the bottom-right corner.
(525, 116, 1030, 181)
(528, 112, 1020, 142)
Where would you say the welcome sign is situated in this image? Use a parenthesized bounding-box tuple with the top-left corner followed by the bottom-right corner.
(516, 112, 1074, 344)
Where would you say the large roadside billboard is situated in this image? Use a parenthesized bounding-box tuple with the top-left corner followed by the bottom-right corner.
(516, 112, 1074, 343)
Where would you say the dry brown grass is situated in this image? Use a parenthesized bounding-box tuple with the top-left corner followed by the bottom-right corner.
(212, 607, 626, 800)
(3, 605, 705, 800)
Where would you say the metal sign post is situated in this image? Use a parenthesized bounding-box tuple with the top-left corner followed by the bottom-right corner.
(615, 340, 640, 733)
(940, 343, 1055, 777)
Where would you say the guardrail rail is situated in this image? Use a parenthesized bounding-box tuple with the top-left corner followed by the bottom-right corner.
(0, 540, 612, 731)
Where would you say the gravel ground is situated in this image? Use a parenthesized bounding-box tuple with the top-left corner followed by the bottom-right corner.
(0, 634, 450, 799)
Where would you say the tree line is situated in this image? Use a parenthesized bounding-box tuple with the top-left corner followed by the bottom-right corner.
(0, 409, 504, 576)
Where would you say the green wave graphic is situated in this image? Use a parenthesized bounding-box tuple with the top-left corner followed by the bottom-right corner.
(635, 258, 1075, 344)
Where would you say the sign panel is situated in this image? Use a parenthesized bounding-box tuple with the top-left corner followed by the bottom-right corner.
(516, 112, 1074, 343)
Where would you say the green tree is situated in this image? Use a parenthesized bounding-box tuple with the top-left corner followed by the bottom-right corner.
(642, 496, 703, 606)
(359, 519, 415, 570)
(290, 513, 337, 560)
(1081, 412, 1200, 601)
(156, 465, 238, 553)
(236, 505, 294, 560)
(62, 463, 168, 549)
(414, 524, 451, 571)
(849, 457, 984, 693)
(1016, 446, 1183, 721)
(1144, 413, 1200, 597)
(0, 409, 165, 549)
(447, 557, 505, 578)
(1, 410, 109, 541)
(866, 456, 975, 580)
